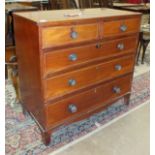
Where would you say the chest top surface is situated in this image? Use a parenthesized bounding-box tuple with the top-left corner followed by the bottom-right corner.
(14, 8, 141, 24)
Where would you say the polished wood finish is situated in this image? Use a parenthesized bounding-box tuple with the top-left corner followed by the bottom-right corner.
(14, 8, 141, 145)
(44, 35, 138, 76)
(5, 3, 38, 46)
(14, 15, 46, 128)
(102, 17, 141, 37)
(45, 74, 132, 128)
(44, 55, 134, 100)
(41, 130, 51, 146)
(41, 23, 99, 49)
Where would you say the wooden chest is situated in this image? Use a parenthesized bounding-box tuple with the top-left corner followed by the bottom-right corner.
(14, 8, 141, 145)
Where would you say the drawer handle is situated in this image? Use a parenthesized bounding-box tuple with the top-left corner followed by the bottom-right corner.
(120, 25, 127, 32)
(69, 53, 78, 61)
(68, 79, 77, 86)
(96, 43, 102, 49)
(68, 104, 77, 113)
(113, 86, 121, 94)
(117, 43, 124, 50)
(70, 31, 78, 39)
(115, 64, 122, 71)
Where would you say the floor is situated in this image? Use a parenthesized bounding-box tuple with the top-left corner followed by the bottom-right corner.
(5, 13, 150, 154)
(6, 46, 149, 155)
(5, 52, 149, 155)
(5, 10, 150, 155)
(53, 103, 149, 155)
(50, 47, 150, 155)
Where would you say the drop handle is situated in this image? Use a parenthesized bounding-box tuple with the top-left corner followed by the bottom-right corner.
(117, 43, 124, 50)
(113, 87, 121, 94)
(68, 79, 77, 86)
(70, 31, 78, 39)
(69, 53, 78, 61)
(115, 64, 122, 71)
(120, 25, 127, 32)
(68, 104, 77, 113)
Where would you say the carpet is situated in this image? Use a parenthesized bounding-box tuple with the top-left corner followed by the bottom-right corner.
(5, 71, 150, 155)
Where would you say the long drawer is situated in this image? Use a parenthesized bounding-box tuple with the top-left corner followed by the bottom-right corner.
(45, 74, 132, 128)
(44, 55, 135, 100)
(43, 35, 138, 76)
(102, 17, 141, 37)
(41, 23, 99, 49)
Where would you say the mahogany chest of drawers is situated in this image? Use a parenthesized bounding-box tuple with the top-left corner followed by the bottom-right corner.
(14, 8, 141, 145)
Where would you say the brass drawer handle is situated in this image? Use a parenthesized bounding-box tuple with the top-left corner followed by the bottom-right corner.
(70, 31, 78, 39)
(115, 64, 122, 71)
(113, 86, 121, 94)
(68, 104, 77, 113)
(120, 25, 127, 32)
(117, 43, 124, 50)
(68, 79, 77, 86)
(69, 53, 78, 61)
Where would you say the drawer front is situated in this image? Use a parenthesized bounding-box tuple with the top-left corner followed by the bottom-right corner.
(44, 36, 138, 76)
(45, 74, 132, 127)
(102, 17, 141, 37)
(44, 55, 135, 100)
(41, 23, 99, 49)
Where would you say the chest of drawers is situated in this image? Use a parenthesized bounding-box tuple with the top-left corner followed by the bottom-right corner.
(14, 8, 141, 145)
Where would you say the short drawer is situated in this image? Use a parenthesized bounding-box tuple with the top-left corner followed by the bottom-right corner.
(102, 17, 141, 37)
(43, 35, 138, 76)
(43, 55, 135, 100)
(41, 23, 99, 49)
(45, 74, 132, 128)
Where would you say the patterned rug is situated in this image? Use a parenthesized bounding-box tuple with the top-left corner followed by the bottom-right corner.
(5, 71, 150, 155)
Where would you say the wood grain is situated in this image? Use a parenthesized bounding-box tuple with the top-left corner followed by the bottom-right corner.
(13, 15, 46, 128)
(44, 55, 135, 100)
(43, 35, 138, 76)
(13, 9, 141, 145)
(45, 74, 132, 128)
(41, 23, 99, 49)
(102, 17, 141, 37)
